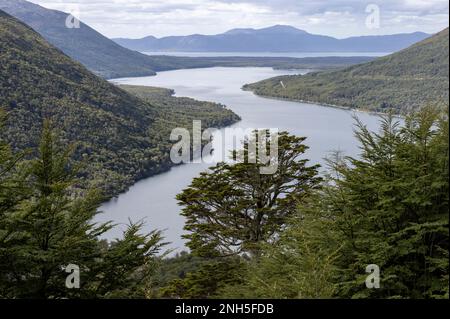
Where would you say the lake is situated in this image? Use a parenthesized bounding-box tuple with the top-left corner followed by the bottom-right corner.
(98, 67, 381, 252)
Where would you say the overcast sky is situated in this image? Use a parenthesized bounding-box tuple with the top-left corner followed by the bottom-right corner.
(28, 0, 449, 39)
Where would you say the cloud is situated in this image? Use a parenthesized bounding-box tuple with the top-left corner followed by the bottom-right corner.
(27, 0, 449, 38)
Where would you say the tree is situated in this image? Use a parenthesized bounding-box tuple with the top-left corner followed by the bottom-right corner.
(218, 201, 340, 299)
(177, 131, 321, 258)
(0, 120, 167, 298)
(85, 220, 167, 299)
(221, 107, 448, 299)
(325, 107, 449, 298)
(0, 109, 29, 296)
(159, 258, 243, 299)
(1, 121, 109, 298)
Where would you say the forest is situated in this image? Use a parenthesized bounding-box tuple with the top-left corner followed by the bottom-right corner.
(0, 6, 448, 300)
(1, 105, 448, 298)
(0, 0, 376, 79)
(0, 10, 239, 198)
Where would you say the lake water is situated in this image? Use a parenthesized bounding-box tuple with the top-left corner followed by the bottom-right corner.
(98, 67, 381, 252)
(143, 51, 391, 58)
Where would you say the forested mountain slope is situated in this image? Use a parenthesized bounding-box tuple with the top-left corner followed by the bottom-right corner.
(0, 10, 239, 197)
(0, 0, 170, 78)
(244, 28, 449, 114)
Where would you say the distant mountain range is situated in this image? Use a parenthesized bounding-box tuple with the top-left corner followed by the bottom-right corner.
(244, 28, 449, 114)
(0, 0, 380, 79)
(113, 25, 430, 53)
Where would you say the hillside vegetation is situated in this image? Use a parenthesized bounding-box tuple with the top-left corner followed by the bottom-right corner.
(0, 10, 239, 197)
(244, 29, 449, 114)
(0, 0, 163, 78)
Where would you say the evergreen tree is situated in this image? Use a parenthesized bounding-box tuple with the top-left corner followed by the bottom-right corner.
(0, 109, 29, 297)
(177, 131, 321, 258)
(85, 220, 167, 299)
(163, 131, 321, 298)
(0, 120, 167, 298)
(321, 107, 449, 298)
(230, 106, 448, 299)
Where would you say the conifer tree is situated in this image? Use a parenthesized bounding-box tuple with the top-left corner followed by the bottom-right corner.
(2, 121, 110, 298)
(164, 131, 321, 298)
(0, 109, 29, 297)
(228, 107, 449, 299)
(177, 131, 321, 258)
(0, 119, 167, 298)
(327, 107, 449, 298)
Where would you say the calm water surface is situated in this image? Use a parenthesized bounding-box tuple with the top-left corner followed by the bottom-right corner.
(99, 67, 381, 252)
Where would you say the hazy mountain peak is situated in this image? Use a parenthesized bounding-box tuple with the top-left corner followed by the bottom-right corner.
(224, 25, 307, 35)
(258, 25, 307, 34)
(114, 23, 429, 53)
(224, 28, 257, 35)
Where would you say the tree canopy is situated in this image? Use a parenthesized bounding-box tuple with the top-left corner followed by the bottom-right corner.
(177, 131, 321, 258)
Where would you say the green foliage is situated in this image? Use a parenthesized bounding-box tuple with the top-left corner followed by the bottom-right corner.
(159, 259, 243, 299)
(219, 200, 340, 299)
(0, 109, 27, 214)
(150, 251, 209, 288)
(161, 131, 321, 298)
(177, 131, 321, 258)
(326, 106, 449, 298)
(84, 221, 167, 299)
(228, 106, 449, 299)
(0, 12, 240, 198)
(245, 29, 449, 114)
(0, 120, 167, 299)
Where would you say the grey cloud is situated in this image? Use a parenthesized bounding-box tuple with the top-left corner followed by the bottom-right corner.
(214, 0, 449, 15)
(27, 0, 449, 38)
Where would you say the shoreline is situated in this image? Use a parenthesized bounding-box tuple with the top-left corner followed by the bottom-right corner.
(103, 117, 241, 202)
(242, 87, 406, 119)
(104, 67, 404, 202)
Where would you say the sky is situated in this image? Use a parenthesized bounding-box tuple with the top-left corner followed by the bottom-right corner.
(28, 0, 449, 39)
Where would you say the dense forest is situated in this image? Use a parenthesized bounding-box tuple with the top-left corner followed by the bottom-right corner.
(1, 106, 448, 298)
(0, 115, 169, 298)
(0, 3, 448, 301)
(0, 10, 239, 198)
(244, 28, 449, 114)
(148, 107, 448, 299)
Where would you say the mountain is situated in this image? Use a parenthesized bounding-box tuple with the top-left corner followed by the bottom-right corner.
(0, 1, 379, 78)
(244, 28, 449, 114)
(0, 10, 239, 197)
(0, 0, 167, 78)
(114, 25, 429, 53)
